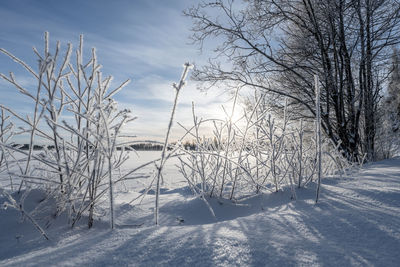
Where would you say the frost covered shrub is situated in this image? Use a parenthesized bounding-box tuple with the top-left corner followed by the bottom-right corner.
(154, 63, 192, 225)
(0, 32, 136, 230)
(177, 91, 352, 205)
(0, 107, 16, 191)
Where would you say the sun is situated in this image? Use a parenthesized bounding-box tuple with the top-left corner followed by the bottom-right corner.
(213, 101, 245, 124)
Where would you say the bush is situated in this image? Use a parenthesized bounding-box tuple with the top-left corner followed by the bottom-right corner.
(0, 32, 134, 231)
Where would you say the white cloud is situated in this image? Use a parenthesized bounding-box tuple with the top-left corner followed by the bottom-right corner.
(0, 0, 243, 143)
(117, 77, 247, 142)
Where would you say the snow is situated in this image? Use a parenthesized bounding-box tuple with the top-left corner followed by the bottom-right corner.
(1, 153, 400, 266)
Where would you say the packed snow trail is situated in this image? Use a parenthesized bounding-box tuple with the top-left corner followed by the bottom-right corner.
(1, 158, 400, 266)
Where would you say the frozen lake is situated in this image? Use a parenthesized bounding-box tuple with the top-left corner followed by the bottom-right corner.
(120, 150, 186, 185)
(0, 150, 186, 194)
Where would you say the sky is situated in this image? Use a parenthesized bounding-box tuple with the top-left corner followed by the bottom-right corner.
(0, 0, 239, 142)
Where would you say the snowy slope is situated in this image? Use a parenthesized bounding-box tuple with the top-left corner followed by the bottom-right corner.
(1, 157, 400, 266)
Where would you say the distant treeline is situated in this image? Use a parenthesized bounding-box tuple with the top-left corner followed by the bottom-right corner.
(117, 144, 167, 151)
(12, 144, 50, 150)
(12, 142, 198, 151)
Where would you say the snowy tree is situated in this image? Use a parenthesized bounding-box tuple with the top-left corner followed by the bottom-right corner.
(376, 49, 400, 158)
(185, 0, 400, 162)
(386, 49, 400, 131)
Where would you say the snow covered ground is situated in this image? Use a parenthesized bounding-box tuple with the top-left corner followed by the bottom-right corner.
(1, 153, 400, 266)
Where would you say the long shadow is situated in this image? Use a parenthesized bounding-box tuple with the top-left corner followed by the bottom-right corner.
(3, 158, 400, 266)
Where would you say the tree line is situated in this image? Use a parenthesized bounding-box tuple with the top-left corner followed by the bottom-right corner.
(185, 0, 400, 162)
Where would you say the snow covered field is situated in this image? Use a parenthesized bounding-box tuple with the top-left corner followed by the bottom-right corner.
(1, 153, 400, 266)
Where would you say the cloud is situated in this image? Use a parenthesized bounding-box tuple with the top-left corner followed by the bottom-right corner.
(116, 75, 246, 141)
(0, 0, 241, 143)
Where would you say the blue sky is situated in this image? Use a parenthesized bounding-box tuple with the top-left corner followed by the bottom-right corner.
(0, 0, 236, 142)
